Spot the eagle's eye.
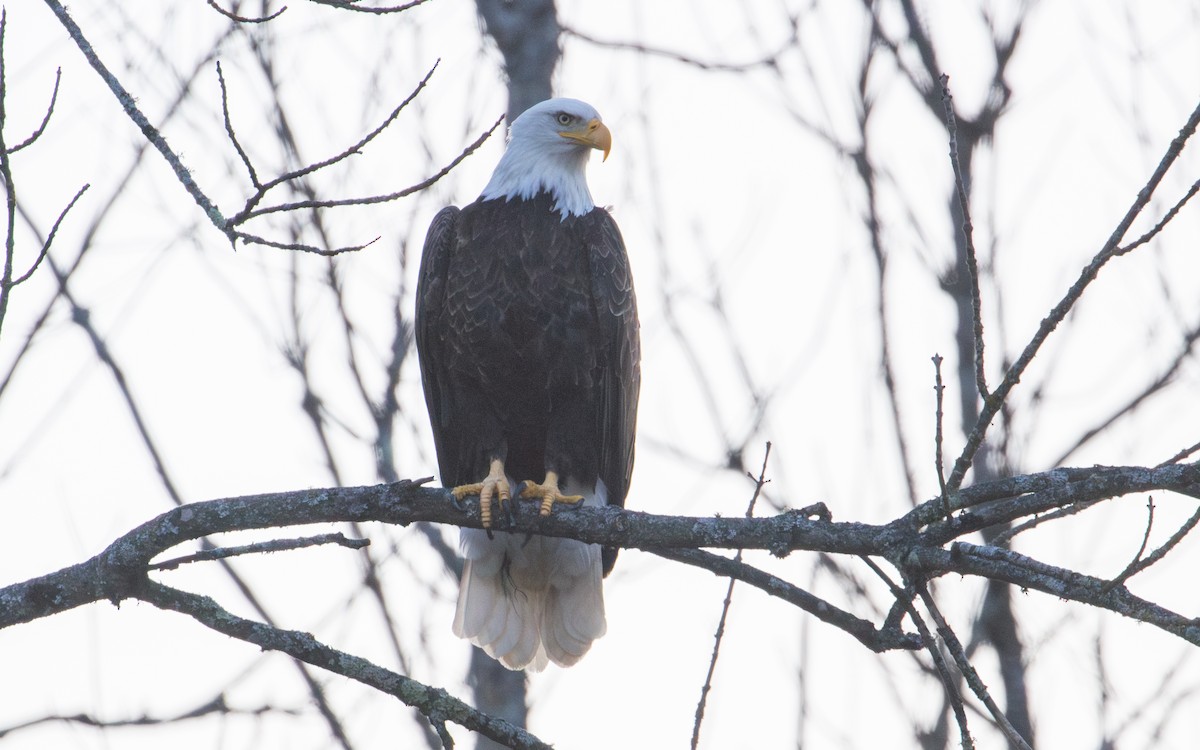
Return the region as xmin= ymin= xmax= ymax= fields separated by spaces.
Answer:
xmin=555 ymin=112 xmax=574 ymax=126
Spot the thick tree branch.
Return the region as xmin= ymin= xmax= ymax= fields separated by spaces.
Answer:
xmin=4 ymin=465 xmax=1200 ymax=642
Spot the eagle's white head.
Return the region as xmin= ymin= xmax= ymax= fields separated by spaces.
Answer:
xmin=479 ymin=98 xmax=612 ymax=219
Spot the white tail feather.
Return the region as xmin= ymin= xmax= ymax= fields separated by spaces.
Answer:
xmin=453 ymin=482 xmax=608 ymax=671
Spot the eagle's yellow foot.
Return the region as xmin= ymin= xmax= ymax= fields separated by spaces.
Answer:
xmin=452 ymin=459 xmax=511 ymax=529
xmin=519 ymin=471 xmax=585 ymax=516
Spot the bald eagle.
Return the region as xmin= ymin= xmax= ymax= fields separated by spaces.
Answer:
xmin=416 ymin=98 xmax=640 ymax=671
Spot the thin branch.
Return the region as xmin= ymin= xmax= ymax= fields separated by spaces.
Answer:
xmin=206 ymin=0 xmax=287 ymax=23
xmin=1114 ymin=177 xmax=1200 ymax=257
xmin=242 ymin=59 xmax=443 ymax=203
xmin=0 ymin=8 xmax=16 ymax=338
xmin=40 ymin=0 xmax=228 ymax=229
xmin=232 ymin=228 xmax=380 ymax=256
xmin=691 ymin=443 xmax=773 ymax=750
xmin=1103 ymin=500 xmax=1200 ymax=592
xmin=988 ymin=497 xmax=1106 ymax=548
xmin=304 ymin=0 xmax=433 ymax=14
xmin=8 ymin=183 xmax=89 ymax=287
xmin=932 ymin=354 xmax=949 ymax=515
xmin=657 ymin=548 xmax=920 ymax=653
xmin=946 ymin=94 xmax=1200 ymax=491
xmin=38 ymin=263 xmax=357 ymax=748
xmin=140 ymin=579 xmax=551 ymax=750
xmin=234 ymin=115 xmax=504 ymax=224
xmin=0 ymin=694 xmax=300 ymax=738
xmin=1160 ymin=440 xmax=1200 ymax=467
xmin=217 ymin=61 xmax=262 ymax=189
xmin=909 ymin=541 xmax=1200 ymax=646
xmin=562 ymin=21 xmax=798 ymax=72
xmin=860 ymin=557 xmax=974 ymax=749
xmin=6 ymin=67 xmax=61 ymax=154
xmin=1053 ymin=311 xmax=1200 ymax=467
xmin=916 ymin=585 xmax=1033 ymax=750
xmin=150 ymin=532 xmax=369 ymax=571
xmin=1100 ymin=496 xmax=1156 ymax=593
xmin=939 ymin=73 xmax=989 ymax=401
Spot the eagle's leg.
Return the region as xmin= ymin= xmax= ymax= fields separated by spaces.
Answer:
xmin=451 ymin=458 xmax=511 ymax=529
xmin=519 ymin=471 xmax=585 ymax=516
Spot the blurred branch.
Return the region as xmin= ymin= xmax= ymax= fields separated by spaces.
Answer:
xmin=305 ymin=0 xmax=433 ymax=14
xmin=141 ymin=579 xmax=551 ymax=750
xmin=851 ymin=62 xmax=920 ymax=506
xmin=1053 ymin=309 xmax=1200 ymax=466
xmin=916 ymin=585 xmax=1033 ymax=750
xmin=0 ymin=694 xmax=301 ymax=739
xmin=205 ymin=0 xmax=287 ymax=23
xmin=562 ymin=19 xmax=799 ymax=72
xmin=476 ymin=0 xmax=560 ymax=122
xmin=691 ymin=445 xmax=774 ymax=750
xmin=859 ymin=556 xmax=976 ymax=749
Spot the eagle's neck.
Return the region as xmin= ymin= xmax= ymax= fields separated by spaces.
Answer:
xmin=479 ymin=136 xmax=595 ymax=220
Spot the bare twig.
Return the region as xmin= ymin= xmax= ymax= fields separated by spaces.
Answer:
xmin=1114 ymin=177 xmax=1200 ymax=257
xmin=691 ymin=443 xmax=773 ymax=750
xmin=41 ymin=0 xmax=228 ymax=229
xmin=232 ymin=229 xmax=380 ymax=256
xmin=657 ymin=547 xmax=919 ymax=654
xmin=852 ymin=90 xmax=921 ymax=506
xmin=0 ymin=694 xmax=300 ymax=738
xmin=932 ymin=354 xmax=950 ymax=516
xmin=938 ymin=74 xmax=989 ymax=401
xmin=1103 ymin=500 xmax=1200 ymax=593
xmin=230 ymin=114 xmax=504 ymax=227
xmin=1054 ymin=313 xmax=1200 ymax=466
xmin=0 ymin=8 xmax=15 ymax=337
xmin=206 ymin=0 xmax=287 ymax=23
xmin=1160 ymin=440 xmax=1200 ymax=467
xmin=150 ymin=532 xmax=369 ymax=571
xmin=562 ymin=20 xmax=799 ymax=72
xmin=7 ymin=183 xmax=89 ymax=287
xmin=216 ymin=61 xmax=262 ymax=189
xmin=304 ymin=0 xmax=433 ymax=14
xmin=916 ymin=585 xmax=1033 ymax=750
xmin=7 ymin=67 xmax=61 ymax=154
xmin=234 ymin=59 xmax=444 ymax=210
xmin=140 ymin=579 xmax=551 ymax=750
xmin=860 ymin=557 xmax=974 ymax=749
xmin=946 ymin=95 xmax=1200 ymax=491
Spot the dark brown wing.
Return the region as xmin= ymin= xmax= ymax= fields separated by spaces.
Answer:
xmin=415 ymin=205 xmax=462 ymax=487
xmin=584 ymin=208 xmax=640 ymax=575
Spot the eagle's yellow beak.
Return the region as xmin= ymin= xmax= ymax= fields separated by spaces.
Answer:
xmin=560 ymin=118 xmax=612 ymax=162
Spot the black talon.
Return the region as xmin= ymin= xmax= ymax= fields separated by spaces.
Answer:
xmin=558 ymin=496 xmax=586 ymax=511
